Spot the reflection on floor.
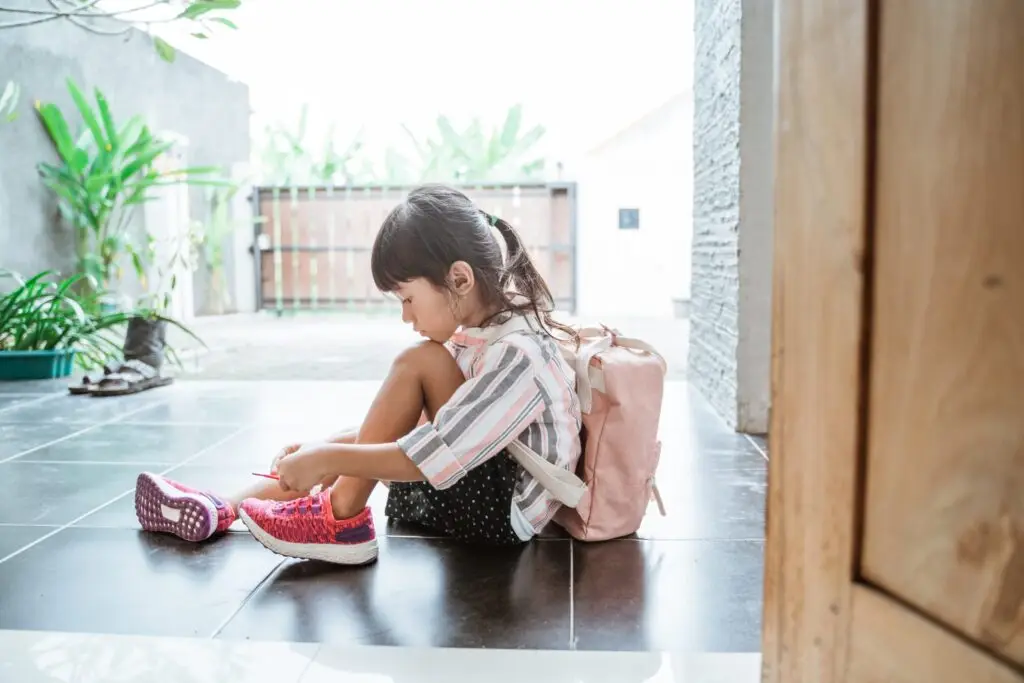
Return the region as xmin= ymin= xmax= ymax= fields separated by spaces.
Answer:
xmin=0 ymin=380 xmax=766 ymax=653
xmin=0 ymin=630 xmax=763 ymax=683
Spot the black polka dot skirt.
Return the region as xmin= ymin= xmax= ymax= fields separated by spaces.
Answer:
xmin=385 ymin=451 xmax=524 ymax=546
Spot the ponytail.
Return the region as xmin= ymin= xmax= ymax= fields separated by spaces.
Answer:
xmin=489 ymin=214 xmax=578 ymax=344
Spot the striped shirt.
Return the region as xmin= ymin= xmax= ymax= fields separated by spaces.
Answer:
xmin=396 ymin=314 xmax=582 ymax=540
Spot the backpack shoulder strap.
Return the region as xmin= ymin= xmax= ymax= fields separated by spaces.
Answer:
xmin=466 ymin=314 xmax=587 ymax=508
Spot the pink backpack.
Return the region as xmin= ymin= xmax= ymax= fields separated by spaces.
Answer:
xmin=501 ymin=324 xmax=668 ymax=542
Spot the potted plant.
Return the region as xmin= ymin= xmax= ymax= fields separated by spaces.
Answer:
xmin=0 ymin=270 xmax=132 ymax=380
xmin=35 ymin=78 xmax=225 ymax=307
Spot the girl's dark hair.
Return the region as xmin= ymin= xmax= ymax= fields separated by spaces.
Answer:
xmin=371 ymin=184 xmax=576 ymax=341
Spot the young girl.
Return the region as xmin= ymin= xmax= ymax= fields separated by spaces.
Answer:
xmin=134 ymin=184 xmax=582 ymax=565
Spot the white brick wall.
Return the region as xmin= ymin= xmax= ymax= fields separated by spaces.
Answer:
xmin=689 ymin=0 xmax=774 ymax=433
xmin=690 ymin=0 xmax=743 ymax=424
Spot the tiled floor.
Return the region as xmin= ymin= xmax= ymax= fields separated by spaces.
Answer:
xmin=0 ymin=378 xmax=766 ymax=653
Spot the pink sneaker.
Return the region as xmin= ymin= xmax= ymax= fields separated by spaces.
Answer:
xmin=238 ymin=488 xmax=378 ymax=565
xmin=134 ymin=472 xmax=237 ymax=542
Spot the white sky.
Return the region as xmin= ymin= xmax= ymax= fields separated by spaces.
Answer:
xmin=152 ymin=0 xmax=693 ymax=165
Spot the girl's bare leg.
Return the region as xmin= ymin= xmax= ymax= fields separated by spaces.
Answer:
xmin=329 ymin=341 xmax=465 ymax=519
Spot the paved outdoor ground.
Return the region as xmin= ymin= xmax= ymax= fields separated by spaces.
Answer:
xmin=169 ymin=312 xmax=691 ymax=382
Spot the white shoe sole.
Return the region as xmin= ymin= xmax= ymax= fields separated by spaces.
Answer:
xmin=238 ymin=509 xmax=379 ymax=565
xmin=135 ymin=472 xmax=219 ymax=542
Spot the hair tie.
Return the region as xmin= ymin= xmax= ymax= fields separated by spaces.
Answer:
xmin=485 ymin=212 xmax=498 ymax=227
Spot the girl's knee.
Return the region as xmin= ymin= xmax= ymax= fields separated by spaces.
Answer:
xmin=394 ymin=340 xmax=456 ymax=372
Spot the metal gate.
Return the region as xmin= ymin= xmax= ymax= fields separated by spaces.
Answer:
xmin=251 ymin=183 xmax=577 ymax=314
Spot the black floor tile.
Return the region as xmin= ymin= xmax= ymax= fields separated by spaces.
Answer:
xmin=187 ymin=425 xmax=344 ymax=469
xmin=662 ymin=384 xmax=764 ymax=455
xmin=0 ymin=393 xmax=164 ymax=425
xmin=637 ymin=456 xmax=766 ymax=541
xmin=11 ymin=423 xmax=239 ymax=465
xmin=124 ymin=387 xmax=374 ymax=428
xmin=0 ymin=395 xmax=56 ymax=413
xmin=572 ymin=539 xmax=764 ymax=652
xmin=0 ymin=526 xmax=51 ymax=559
xmin=0 ymin=527 xmax=282 ymax=637
xmin=0 ymin=379 xmax=65 ymax=395
xmin=76 ymin=464 xmax=275 ymax=530
xmin=216 ymin=536 xmax=572 ymax=649
xmin=0 ymin=462 xmax=140 ymax=524
xmin=0 ymin=423 xmax=85 ymax=461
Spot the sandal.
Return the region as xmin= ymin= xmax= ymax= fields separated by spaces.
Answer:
xmin=89 ymin=359 xmax=174 ymax=397
xmin=68 ymin=364 xmax=116 ymax=395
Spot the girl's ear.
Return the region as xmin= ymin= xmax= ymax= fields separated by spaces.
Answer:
xmin=448 ymin=261 xmax=475 ymax=296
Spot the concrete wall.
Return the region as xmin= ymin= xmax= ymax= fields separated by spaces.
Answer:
xmin=689 ymin=0 xmax=774 ymax=433
xmin=575 ymin=93 xmax=693 ymax=319
xmin=0 ymin=6 xmax=251 ymax=315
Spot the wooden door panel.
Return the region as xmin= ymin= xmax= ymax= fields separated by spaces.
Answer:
xmin=764 ymin=0 xmax=1024 ymax=681
xmin=862 ymin=0 xmax=1024 ymax=666
xmin=761 ymin=1 xmax=871 ymax=681
xmin=847 ymin=586 xmax=1022 ymax=683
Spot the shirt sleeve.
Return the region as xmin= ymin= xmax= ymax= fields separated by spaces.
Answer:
xmin=397 ymin=341 xmax=545 ymax=490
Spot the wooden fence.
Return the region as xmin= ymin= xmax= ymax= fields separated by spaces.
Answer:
xmin=252 ymin=183 xmax=577 ymax=313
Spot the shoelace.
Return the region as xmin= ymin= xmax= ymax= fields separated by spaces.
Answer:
xmin=274 ymin=495 xmax=322 ymax=516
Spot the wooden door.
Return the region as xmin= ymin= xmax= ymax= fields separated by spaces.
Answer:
xmin=762 ymin=1 xmax=1024 ymax=682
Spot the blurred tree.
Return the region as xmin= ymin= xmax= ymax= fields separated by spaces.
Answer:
xmin=399 ymin=104 xmax=547 ymax=183
xmin=256 ymin=103 xmax=365 ymax=185
xmin=0 ymin=0 xmax=242 ymax=62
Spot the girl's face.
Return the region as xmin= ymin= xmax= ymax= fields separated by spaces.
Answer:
xmin=394 ymin=278 xmax=460 ymax=343
xmin=393 ymin=262 xmax=488 ymax=343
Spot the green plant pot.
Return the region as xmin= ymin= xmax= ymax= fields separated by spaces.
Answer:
xmin=0 ymin=349 xmax=77 ymax=380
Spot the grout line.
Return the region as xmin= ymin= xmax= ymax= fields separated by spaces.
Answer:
xmin=744 ymin=434 xmax=769 ymax=461
xmin=0 ymin=425 xmax=249 ymax=566
xmin=0 ymin=401 xmax=165 ymax=465
xmin=568 ymin=538 xmax=576 ymax=650
xmin=294 ymin=644 xmax=325 ymax=683
xmin=208 ymin=558 xmax=287 ymax=639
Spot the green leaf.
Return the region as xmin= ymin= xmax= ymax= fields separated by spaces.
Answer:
xmin=153 ymin=37 xmax=176 ymax=62
xmin=191 ymin=32 xmax=209 ymax=40
xmin=209 ymin=17 xmax=237 ymax=29
xmin=499 ymin=104 xmax=524 ymax=151
xmin=180 ymin=0 xmax=241 ymax=20
xmin=0 ymin=81 xmax=19 ymax=121
xmin=67 ymin=80 xmax=107 ymax=150
xmin=36 ymin=103 xmax=75 ymax=164
xmin=94 ymin=89 xmax=118 ymax=148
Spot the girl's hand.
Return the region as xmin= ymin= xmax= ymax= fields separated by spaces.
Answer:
xmin=275 ymin=442 xmax=332 ymax=493
xmin=270 ymin=443 xmax=302 ymax=475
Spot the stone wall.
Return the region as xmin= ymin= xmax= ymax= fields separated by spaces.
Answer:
xmin=689 ymin=0 xmax=774 ymax=433
xmin=0 ymin=5 xmax=250 ymax=315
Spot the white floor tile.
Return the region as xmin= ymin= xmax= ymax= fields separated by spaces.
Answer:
xmin=299 ymin=644 xmax=760 ymax=683
xmin=0 ymin=630 xmax=761 ymax=683
xmin=0 ymin=630 xmax=319 ymax=683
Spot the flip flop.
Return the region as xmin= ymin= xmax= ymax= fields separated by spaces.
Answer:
xmin=68 ymin=364 xmax=116 ymax=395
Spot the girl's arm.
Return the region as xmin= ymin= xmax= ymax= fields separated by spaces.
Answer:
xmin=276 ymin=441 xmax=424 ymax=492
xmin=325 ymin=426 xmax=359 ymax=444
xmin=311 ymin=442 xmax=425 ymax=483
xmin=284 ymin=346 xmax=541 ymax=491
xmin=323 ymin=410 xmax=427 ymax=445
